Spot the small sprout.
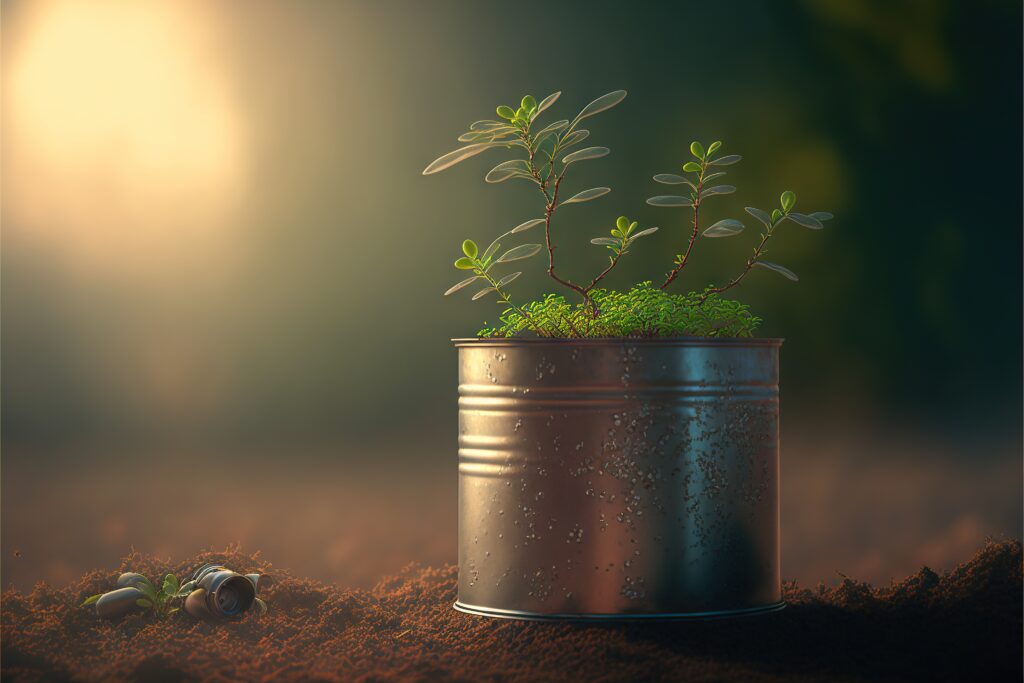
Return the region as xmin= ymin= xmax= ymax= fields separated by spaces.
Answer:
xmin=83 ymin=572 xmax=188 ymax=619
xmin=425 ymin=94 xmax=829 ymax=337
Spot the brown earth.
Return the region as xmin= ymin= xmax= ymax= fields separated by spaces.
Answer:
xmin=2 ymin=541 xmax=1021 ymax=683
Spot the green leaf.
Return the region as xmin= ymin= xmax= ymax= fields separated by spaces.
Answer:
xmin=560 ymin=187 xmax=610 ymax=205
xmin=690 ymin=141 xmax=705 ymax=159
xmin=458 ymin=123 xmax=516 ymax=141
xmin=700 ymin=185 xmax=736 ymax=198
xmin=471 ymin=287 xmax=497 ymax=301
xmin=558 ymin=129 xmax=589 ymax=149
xmin=809 ymin=211 xmax=834 ymax=221
xmin=162 ymin=574 xmax=179 ymax=597
xmin=175 ymin=580 xmax=197 ymax=597
xmin=708 ymin=154 xmax=742 ymax=166
xmin=495 ymin=272 xmax=521 ymax=287
xmin=701 ymin=171 xmax=726 ymax=183
xmin=590 ymin=237 xmax=618 ymax=246
xmin=480 ymin=240 xmax=501 ymax=264
xmin=444 ymin=275 xmax=481 ymax=296
xmin=81 ymin=594 xmax=103 ymax=607
xmin=744 ymin=207 xmax=772 ymax=228
xmin=653 ymin=173 xmax=690 ymax=185
xmin=780 ymin=191 xmax=796 ymax=212
xmin=682 ymin=161 xmax=702 ymax=173
xmin=569 ymin=90 xmax=627 ymax=128
xmin=470 ymin=120 xmax=504 ymax=131
xmin=533 ymin=119 xmax=568 ymax=139
xmin=561 ymin=146 xmax=609 ymax=165
xmin=646 ymin=195 xmax=693 ymax=207
xmin=485 ymin=159 xmax=532 ymax=184
xmin=454 ymin=257 xmax=475 ymax=270
xmin=422 ymin=142 xmax=509 ymax=175
xmin=702 ymin=219 xmax=745 ymax=237
xmin=496 ymin=105 xmax=515 ymax=120
xmin=786 ymin=212 xmax=824 ymax=229
xmin=754 ymin=260 xmax=799 ymax=281
xmin=616 ymin=216 xmax=630 ymax=232
xmin=134 ymin=582 xmax=159 ymax=604
xmin=136 ymin=599 xmax=154 ymax=609
xmin=510 ymin=218 xmax=545 ymax=234
xmin=534 ymin=91 xmax=561 ymax=118
xmin=462 ymin=240 xmax=478 ymax=258
xmin=630 ymin=227 xmax=659 ymax=239
xmin=771 ymin=209 xmax=783 ymax=223
xmin=496 ymin=244 xmax=543 ymax=263
xmin=521 ymin=95 xmax=537 ymax=112
xmin=707 ymin=140 xmax=722 ymax=155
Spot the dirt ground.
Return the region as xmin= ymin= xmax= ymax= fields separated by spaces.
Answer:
xmin=3 ymin=430 xmax=1021 ymax=595
xmin=2 ymin=540 xmax=1020 ymax=683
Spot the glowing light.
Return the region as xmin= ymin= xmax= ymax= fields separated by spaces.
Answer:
xmin=6 ymin=0 xmax=244 ymax=265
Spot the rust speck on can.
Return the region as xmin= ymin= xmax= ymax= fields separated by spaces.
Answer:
xmin=454 ymin=337 xmax=784 ymax=621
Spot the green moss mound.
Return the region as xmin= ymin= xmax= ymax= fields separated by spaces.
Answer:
xmin=479 ymin=282 xmax=761 ymax=338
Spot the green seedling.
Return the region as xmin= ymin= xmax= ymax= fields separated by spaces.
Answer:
xmin=81 ymin=573 xmax=195 ymax=618
xmin=424 ymin=90 xmax=833 ymax=338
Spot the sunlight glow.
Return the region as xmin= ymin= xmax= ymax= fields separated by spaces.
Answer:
xmin=6 ymin=0 xmax=244 ymax=266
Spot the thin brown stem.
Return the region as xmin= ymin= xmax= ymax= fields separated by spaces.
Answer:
xmin=698 ymin=221 xmax=775 ymax=304
xmin=533 ymin=162 xmax=592 ymax=310
xmin=660 ymin=164 xmax=706 ymax=290
xmin=585 ymin=251 xmax=623 ymax=292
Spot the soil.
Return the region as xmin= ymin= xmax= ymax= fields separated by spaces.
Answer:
xmin=2 ymin=541 xmax=1020 ymax=683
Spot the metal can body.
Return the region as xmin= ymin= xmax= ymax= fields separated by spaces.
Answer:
xmin=455 ymin=338 xmax=783 ymax=620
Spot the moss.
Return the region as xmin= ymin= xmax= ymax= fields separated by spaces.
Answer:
xmin=478 ymin=282 xmax=762 ymax=338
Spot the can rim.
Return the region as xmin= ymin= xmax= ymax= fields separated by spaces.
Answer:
xmin=453 ymin=336 xmax=783 ymax=347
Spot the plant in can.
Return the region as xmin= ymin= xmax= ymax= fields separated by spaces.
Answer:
xmin=423 ymin=90 xmax=833 ymax=337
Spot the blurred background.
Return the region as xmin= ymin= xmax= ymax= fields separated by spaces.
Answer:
xmin=2 ymin=0 xmax=1021 ymax=592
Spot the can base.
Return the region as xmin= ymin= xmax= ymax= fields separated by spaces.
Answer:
xmin=453 ymin=600 xmax=786 ymax=622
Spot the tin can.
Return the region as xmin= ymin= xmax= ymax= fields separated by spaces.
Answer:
xmin=454 ymin=337 xmax=784 ymax=620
